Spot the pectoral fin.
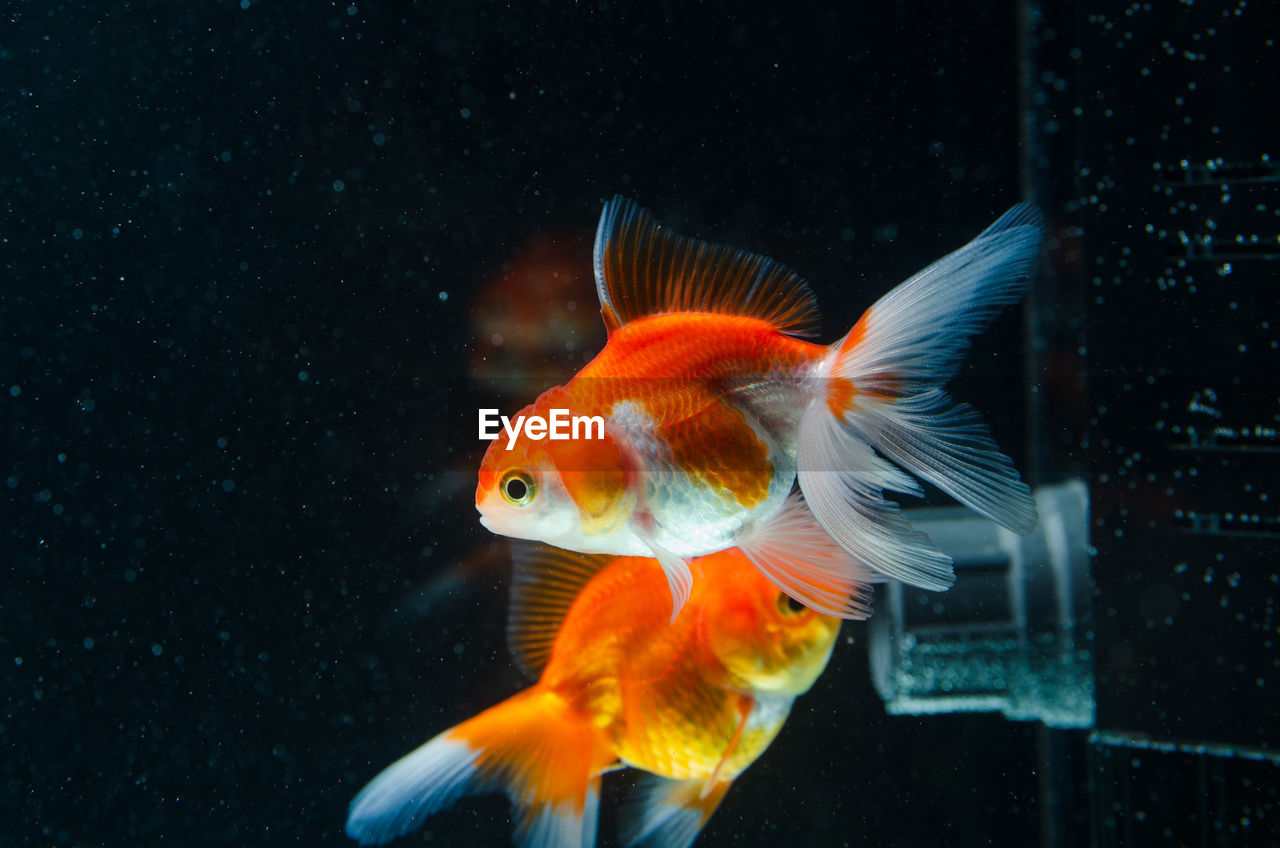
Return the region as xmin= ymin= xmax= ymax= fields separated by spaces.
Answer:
xmin=635 ymin=523 xmax=693 ymax=622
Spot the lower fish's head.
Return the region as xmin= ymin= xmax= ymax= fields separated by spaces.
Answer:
xmin=475 ymin=400 xmax=637 ymax=552
xmin=699 ymin=550 xmax=842 ymax=695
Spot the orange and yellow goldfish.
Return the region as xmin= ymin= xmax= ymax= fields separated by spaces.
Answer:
xmin=345 ymin=546 xmax=854 ymax=848
xmin=477 ymin=197 xmax=1043 ymax=617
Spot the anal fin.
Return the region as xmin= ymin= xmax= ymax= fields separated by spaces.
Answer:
xmin=737 ymin=490 xmax=881 ymax=618
xmin=619 ymin=774 xmax=734 ymax=848
xmin=621 ymin=693 xmax=751 ymax=848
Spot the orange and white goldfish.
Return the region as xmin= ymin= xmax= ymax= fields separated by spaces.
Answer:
xmin=476 ymin=197 xmax=1043 ymax=618
xmin=346 ymin=546 xmax=853 ymax=848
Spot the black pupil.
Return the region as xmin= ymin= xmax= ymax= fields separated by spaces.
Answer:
xmin=505 ymin=477 xmax=528 ymax=501
xmin=783 ymin=594 xmax=805 ymax=613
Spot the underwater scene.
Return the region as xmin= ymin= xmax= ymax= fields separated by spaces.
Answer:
xmin=4 ymin=1 xmax=1278 ymax=846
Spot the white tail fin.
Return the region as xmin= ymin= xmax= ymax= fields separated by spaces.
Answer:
xmin=798 ymin=205 xmax=1044 ymax=589
xmin=346 ymin=688 xmax=611 ymax=848
xmin=346 ymin=733 xmax=480 ymax=845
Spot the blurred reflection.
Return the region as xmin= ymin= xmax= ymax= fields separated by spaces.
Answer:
xmin=468 ymin=232 xmax=605 ymax=406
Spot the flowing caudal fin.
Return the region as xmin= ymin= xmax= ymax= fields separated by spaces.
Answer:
xmin=736 ymin=491 xmax=881 ymax=619
xmin=346 ymin=688 xmax=612 ymax=848
xmin=798 ymin=205 xmax=1044 ymax=589
xmin=618 ymin=775 xmax=733 ymax=848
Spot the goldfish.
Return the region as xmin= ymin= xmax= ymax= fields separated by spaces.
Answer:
xmin=476 ymin=197 xmax=1044 ymax=618
xmin=345 ymin=545 xmax=854 ymax=848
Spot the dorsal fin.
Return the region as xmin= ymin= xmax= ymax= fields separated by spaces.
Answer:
xmin=506 ymin=543 xmax=614 ymax=679
xmin=592 ymin=196 xmax=822 ymax=337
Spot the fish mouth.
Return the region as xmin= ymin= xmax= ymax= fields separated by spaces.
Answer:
xmin=475 ymin=502 xmax=518 ymax=539
xmin=475 ymin=497 xmax=495 ymax=530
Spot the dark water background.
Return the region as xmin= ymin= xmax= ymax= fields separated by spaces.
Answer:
xmin=3 ymin=1 xmax=1277 ymax=846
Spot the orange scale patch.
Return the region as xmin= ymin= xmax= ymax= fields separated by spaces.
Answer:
xmin=658 ymin=395 xmax=774 ymax=510
xmin=825 ymin=375 xmax=858 ymax=418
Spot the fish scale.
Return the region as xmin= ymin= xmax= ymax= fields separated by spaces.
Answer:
xmin=543 ymin=314 xmax=817 ymax=553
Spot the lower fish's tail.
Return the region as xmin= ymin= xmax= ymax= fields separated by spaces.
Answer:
xmin=346 ymin=686 xmax=614 ymax=848
xmin=796 ymin=204 xmax=1044 ymax=590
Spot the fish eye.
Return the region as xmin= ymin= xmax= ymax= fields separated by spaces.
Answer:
xmin=499 ymin=469 xmax=537 ymax=507
xmin=776 ymin=593 xmax=807 ymax=616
